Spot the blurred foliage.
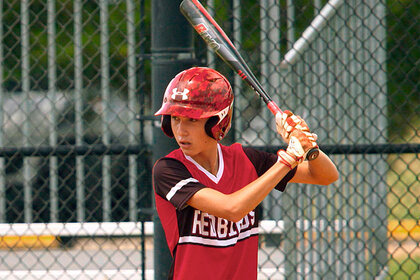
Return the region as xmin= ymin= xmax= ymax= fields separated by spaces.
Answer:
xmin=2 ymin=0 xmax=150 ymax=97
xmin=387 ymin=0 xmax=420 ymax=142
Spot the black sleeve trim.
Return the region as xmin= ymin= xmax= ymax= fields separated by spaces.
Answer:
xmin=153 ymin=157 xmax=206 ymax=210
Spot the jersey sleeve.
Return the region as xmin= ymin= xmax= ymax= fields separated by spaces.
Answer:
xmin=153 ymin=157 xmax=206 ymax=210
xmin=243 ymin=147 xmax=296 ymax=192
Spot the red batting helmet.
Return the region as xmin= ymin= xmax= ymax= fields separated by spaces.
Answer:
xmin=155 ymin=67 xmax=234 ymax=140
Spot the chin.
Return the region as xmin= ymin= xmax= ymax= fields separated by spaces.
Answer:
xmin=180 ymin=147 xmax=195 ymax=157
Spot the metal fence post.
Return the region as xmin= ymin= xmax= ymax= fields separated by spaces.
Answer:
xmin=151 ymin=0 xmax=195 ymax=279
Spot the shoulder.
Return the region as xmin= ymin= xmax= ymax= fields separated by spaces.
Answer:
xmin=153 ymin=156 xmax=207 ymax=210
xmin=219 ymin=143 xmax=277 ymax=164
xmin=241 ymin=146 xmax=279 ymax=178
xmin=219 ymin=142 xmax=243 ymax=152
xmin=153 ymin=157 xmax=189 ymax=178
xmin=153 ymin=157 xmax=195 ymax=197
xmin=242 ymin=146 xmax=278 ymax=164
xmin=220 ymin=144 xmax=278 ymax=176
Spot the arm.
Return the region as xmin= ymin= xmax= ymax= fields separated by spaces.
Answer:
xmin=187 ymin=111 xmax=335 ymax=222
xmin=276 ymin=111 xmax=339 ymax=185
xmin=188 ymin=149 xmax=338 ymax=222
xmin=154 ymin=155 xmax=294 ymax=223
xmin=187 ymin=160 xmax=291 ymax=222
xmin=291 ymin=150 xmax=339 ymax=185
xmin=188 ymin=122 xmax=316 ymax=222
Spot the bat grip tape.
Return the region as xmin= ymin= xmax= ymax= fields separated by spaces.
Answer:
xmin=267 ymin=101 xmax=282 ymax=116
xmin=267 ymin=101 xmax=319 ymax=161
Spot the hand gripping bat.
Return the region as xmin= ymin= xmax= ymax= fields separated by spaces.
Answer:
xmin=180 ymin=0 xmax=319 ymax=161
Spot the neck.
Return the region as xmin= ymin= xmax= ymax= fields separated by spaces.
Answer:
xmin=190 ymin=143 xmax=219 ymax=176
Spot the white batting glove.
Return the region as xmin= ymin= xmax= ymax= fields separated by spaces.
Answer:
xmin=276 ymin=110 xmax=317 ymax=144
xmin=275 ymin=110 xmax=296 ymax=143
xmin=277 ymin=128 xmax=318 ymax=169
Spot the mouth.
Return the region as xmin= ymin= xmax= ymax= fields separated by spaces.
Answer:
xmin=178 ymin=140 xmax=192 ymax=149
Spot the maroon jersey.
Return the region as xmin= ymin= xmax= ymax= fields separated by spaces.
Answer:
xmin=153 ymin=143 xmax=296 ymax=280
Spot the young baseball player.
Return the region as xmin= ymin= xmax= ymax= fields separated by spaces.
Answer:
xmin=153 ymin=67 xmax=338 ymax=279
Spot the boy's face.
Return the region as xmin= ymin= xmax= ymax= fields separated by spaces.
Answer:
xmin=171 ymin=115 xmax=216 ymax=159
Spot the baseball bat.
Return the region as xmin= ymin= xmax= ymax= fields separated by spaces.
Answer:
xmin=180 ymin=0 xmax=319 ymax=161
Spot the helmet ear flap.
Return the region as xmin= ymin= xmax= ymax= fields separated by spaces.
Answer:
xmin=205 ymin=116 xmax=219 ymax=140
xmin=161 ymin=115 xmax=174 ymax=138
xmin=162 ymin=115 xmax=222 ymax=140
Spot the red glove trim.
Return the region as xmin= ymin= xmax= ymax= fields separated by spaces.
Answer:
xmin=277 ymin=149 xmax=298 ymax=170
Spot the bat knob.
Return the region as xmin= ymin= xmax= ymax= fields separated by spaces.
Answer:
xmin=306 ymin=148 xmax=319 ymax=161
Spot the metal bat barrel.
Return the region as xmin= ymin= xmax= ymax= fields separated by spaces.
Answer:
xmin=180 ymin=0 xmax=275 ymax=108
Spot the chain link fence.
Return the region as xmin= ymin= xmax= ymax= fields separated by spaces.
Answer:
xmin=0 ymin=0 xmax=153 ymax=279
xmin=0 ymin=0 xmax=419 ymax=279
xmin=197 ymin=1 xmax=419 ymax=278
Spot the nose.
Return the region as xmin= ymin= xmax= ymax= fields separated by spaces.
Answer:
xmin=174 ymin=119 xmax=188 ymax=136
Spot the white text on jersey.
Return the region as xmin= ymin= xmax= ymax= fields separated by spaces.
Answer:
xmin=191 ymin=209 xmax=256 ymax=239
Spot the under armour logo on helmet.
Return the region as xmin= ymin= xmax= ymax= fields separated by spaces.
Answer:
xmin=171 ymin=88 xmax=189 ymax=101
